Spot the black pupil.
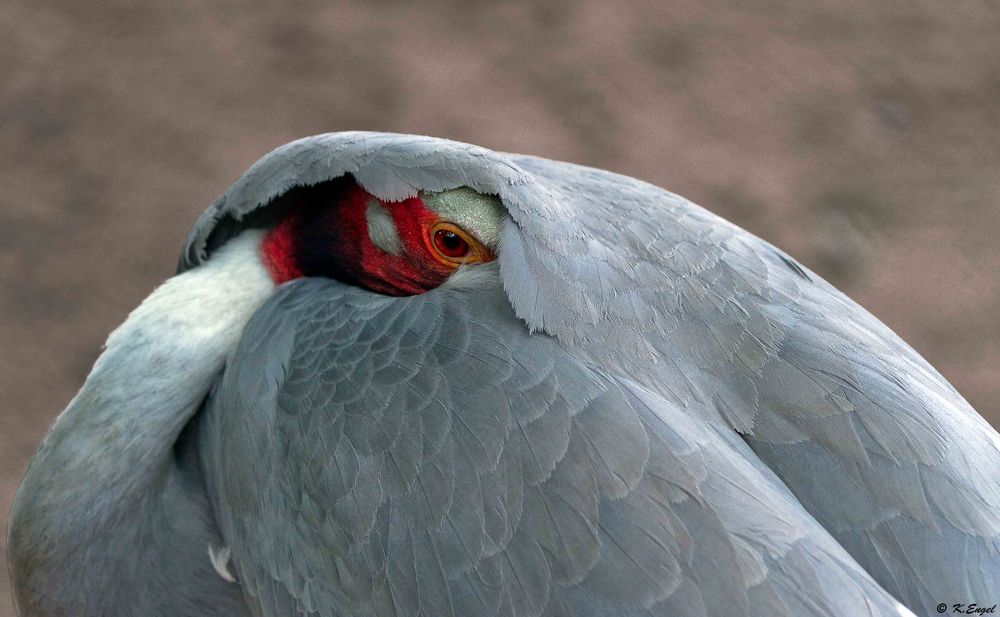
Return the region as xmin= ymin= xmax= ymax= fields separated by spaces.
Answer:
xmin=441 ymin=231 xmax=462 ymax=250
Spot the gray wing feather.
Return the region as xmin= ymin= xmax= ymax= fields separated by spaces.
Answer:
xmin=184 ymin=132 xmax=1000 ymax=613
xmin=506 ymin=155 xmax=1000 ymax=610
xmin=200 ymin=277 xmax=907 ymax=617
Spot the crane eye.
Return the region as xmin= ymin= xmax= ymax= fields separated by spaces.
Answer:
xmin=434 ymin=229 xmax=469 ymax=258
xmin=428 ymin=221 xmax=492 ymax=267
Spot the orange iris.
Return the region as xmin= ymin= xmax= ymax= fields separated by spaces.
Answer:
xmin=428 ymin=221 xmax=493 ymax=267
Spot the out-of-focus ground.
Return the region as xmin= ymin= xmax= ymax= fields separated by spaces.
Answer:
xmin=2 ymin=1 xmax=999 ymax=613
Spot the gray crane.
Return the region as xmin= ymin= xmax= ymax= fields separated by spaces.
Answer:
xmin=9 ymin=132 xmax=1000 ymax=617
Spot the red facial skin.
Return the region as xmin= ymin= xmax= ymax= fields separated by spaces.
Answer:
xmin=260 ymin=179 xmax=460 ymax=296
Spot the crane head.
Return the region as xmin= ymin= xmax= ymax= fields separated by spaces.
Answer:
xmin=259 ymin=177 xmax=505 ymax=296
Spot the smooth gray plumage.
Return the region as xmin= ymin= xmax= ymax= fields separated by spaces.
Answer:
xmin=10 ymin=132 xmax=999 ymax=617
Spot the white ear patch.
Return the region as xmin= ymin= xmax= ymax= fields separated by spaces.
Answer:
xmin=208 ymin=544 xmax=237 ymax=583
xmin=366 ymin=198 xmax=404 ymax=255
xmin=422 ymin=188 xmax=506 ymax=249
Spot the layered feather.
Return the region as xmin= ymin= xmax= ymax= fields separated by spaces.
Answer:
xmin=199 ymin=278 xmax=911 ymax=617
xmin=186 ymin=132 xmax=1000 ymax=616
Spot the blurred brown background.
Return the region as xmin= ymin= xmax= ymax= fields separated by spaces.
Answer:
xmin=2 ymin=1 xmax=999 ymax=613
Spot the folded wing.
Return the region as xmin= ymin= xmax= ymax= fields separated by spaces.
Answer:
xmin=199 ymin=276 xmax=910 ymax=617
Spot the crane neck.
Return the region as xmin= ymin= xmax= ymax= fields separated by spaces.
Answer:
xmin=8 ymin=231 xmax=274 ymax=615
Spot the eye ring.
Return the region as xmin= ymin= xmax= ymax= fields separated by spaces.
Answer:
xmin=428 ymin=221 xmax=492 ymax=267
